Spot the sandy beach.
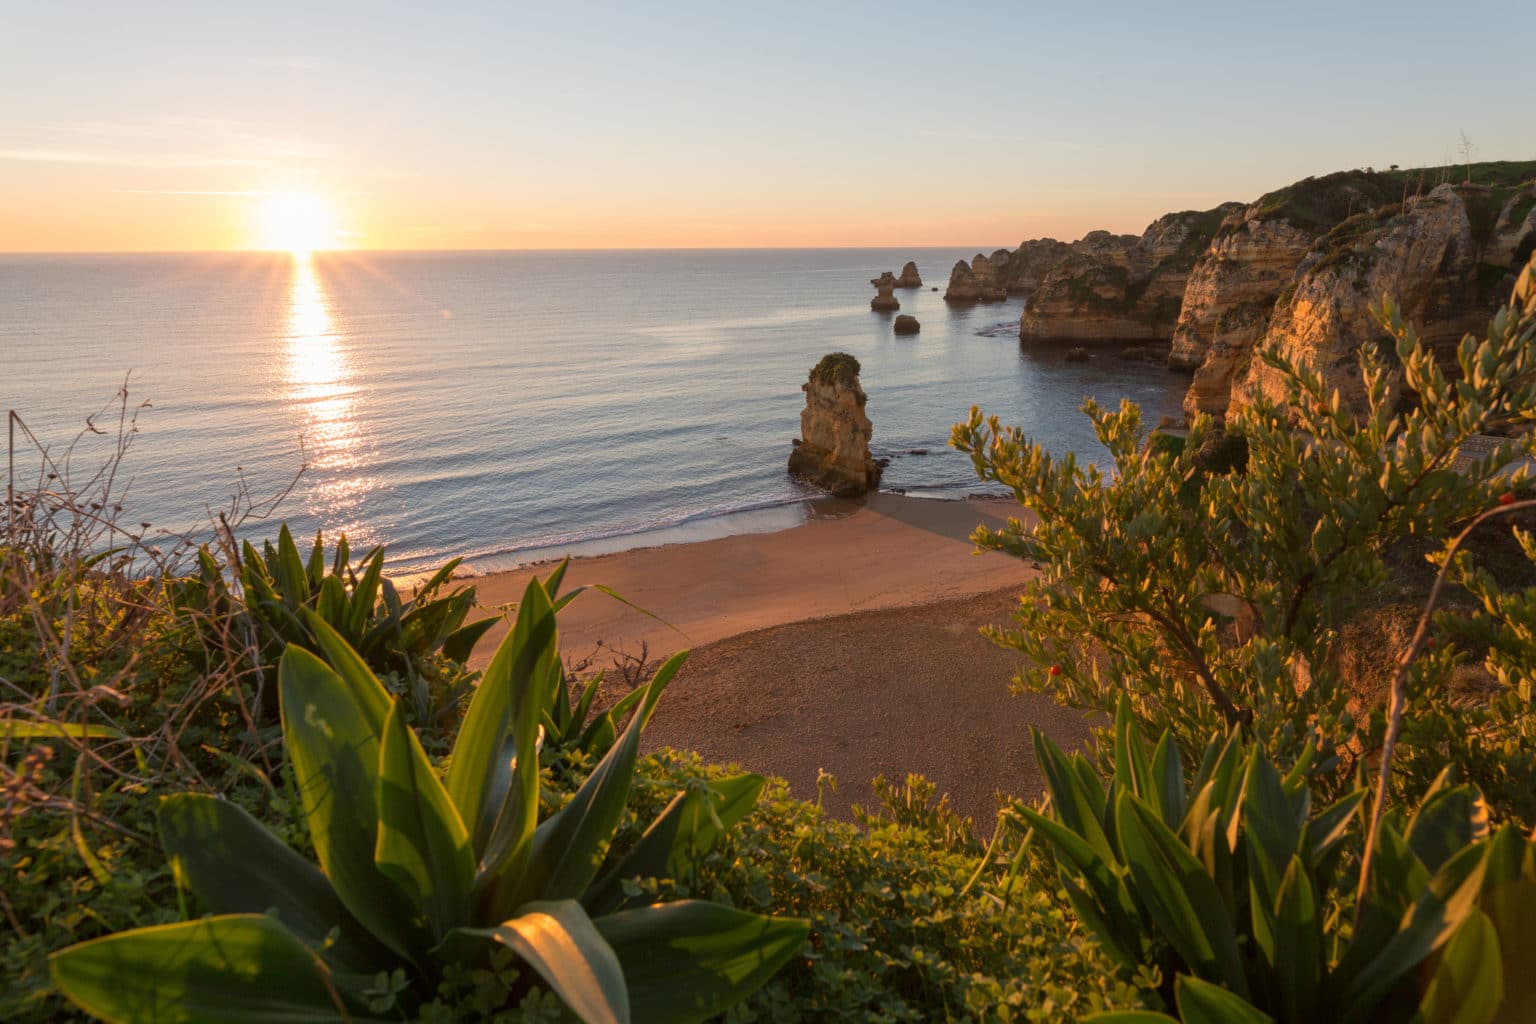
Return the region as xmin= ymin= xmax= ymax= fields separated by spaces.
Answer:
xmin=468 ymin=493 xmax=1091 ymax=825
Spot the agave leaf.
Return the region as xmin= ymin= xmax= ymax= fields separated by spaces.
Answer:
xmin=450 ymin=577 xmax=559 ymax=861
xmin=490 ymin=651 xmax=687 ymax=917
xmin=543 ymin=557 xmax=571 ymax=599
xmin=305 ymin=530 xmax=326 ymax=591
xmin=1299 ymin=789 xmax=1366 ymax=882
xmin=1113 ymin=696 xmax=1156 ymax=810
xmin=1017 ymin=805 xmax=1143 ymax=963
xmin=595 ymin=899 xmax=808 ymax=1024
xmin=348 ymin=549 xmax=385 ymax=640
xmin=1150 ymin=732 xmax=1187 ymax=830
xmin=1031 ymin=727 xmax=1115 ymax=863
xmin=1173 ymin=975 xmax=1274 ymax=1024
xmin=49 ymin=914 xmax=384 ymax=1024
xmin=1479 ymin=826 xmax=1536 ymax=1020
xmin=157 ymin=794 xmax=391 ymax=973
xmin=1241 ymin=749 xmax=1301 ymax=909
xmin=587 ymin=774 xmax=765 ymax=916
xmin=463 ymin=900 xmax=628 ymax=1024
xmin=275 ymin=524 xmax=309 ymax=605
xmin=279 ymin=645 xmax=421 ymax=962
xmin=1417 ymin=910 xmax=1502 ymax=1024
xmin=315 ymin=575 xmax=349 ymax=638
xmin=375 ymin=699 xmax=474 ymax=939
xmin=1267 ymin=855 xmax=1321 ymax=1023
xmin=1338 ymin=840 xmax=1489 ymax=1019
xmin=1406 ymin=784 xmax=1489 ymax=875
xmin=1116 ymin=793 xmax=1249 ymax=997
xmin=443 ymin=616 xmax=498 ymax=663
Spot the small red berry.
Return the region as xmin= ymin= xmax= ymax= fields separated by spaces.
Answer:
xmin=1425 ymin=637 xmax=1436 ymax=650
xmin=1049 ymin=665 xmax=1063 ymax=677
xmin=1500 ymin=492 xmax=1517 ymax=506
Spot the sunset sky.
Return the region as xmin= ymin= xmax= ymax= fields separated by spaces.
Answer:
xmin=3 ymin=1 xmax=1532 ymax=252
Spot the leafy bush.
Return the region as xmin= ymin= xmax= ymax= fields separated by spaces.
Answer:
xmin=48 ymin=574 xmax=808 ymax=1023
xmin=617 ymin=753 xmax=1150 ymax=1022
xmin=184 ymin=525 xmax=495 ymax=727
xmin=952 ymin=254 xmax=1536 ymax=778
xmin=1025 ymin=701 xmax=1536 ymax=1023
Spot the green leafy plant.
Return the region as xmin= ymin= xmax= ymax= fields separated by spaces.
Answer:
xmin=48 ymin=572 xmax=808 ymax=1023
xmin=186 ymin=524 xmax=497 ymax=726
xmin=1023 ymin=700 xmax=1536 ymax=1023
xmin=952 ymin=253 xmax=1536 ymax=768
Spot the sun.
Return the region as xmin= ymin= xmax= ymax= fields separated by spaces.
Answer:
xmin=258 ymin=191 xmax=339 ymax=255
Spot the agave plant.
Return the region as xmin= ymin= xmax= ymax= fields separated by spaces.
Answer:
xmin=49 ymin=572 xmax=808 ymax=1022
xmin=1024 ymin=700 xmax=1536 ymax=1024
xmin=186 ymin=524 xmax=497 ymax=725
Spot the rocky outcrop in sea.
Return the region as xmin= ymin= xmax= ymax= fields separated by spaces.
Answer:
xmin=897 ymin=261 xmax=922 ymax=288
xmin=788 ymin=353 xmax=882 ymax=496
xmin=944 ymin=254 xmax=1007 ymax=303
xmin=871 ymin=272 xmax=900 ymax=311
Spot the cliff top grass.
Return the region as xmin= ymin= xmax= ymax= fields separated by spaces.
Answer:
xmin=1247 ymin=160 xmax=1536 ymax=234
xmin=809 ymin=351 xmax=862 ymax=388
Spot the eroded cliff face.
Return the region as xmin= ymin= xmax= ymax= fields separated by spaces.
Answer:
xmin=1178 ymin=167 xmax=1536 ymax=420
xmin=1177 ymin=219 xmax=1316 ymax=415
xmin=787 ymin=353 xmax=881 ymax=496
xmin=998 ymin=238 xmax=1072 ymax=293
xmin=944 ymin=254 xmax=1007 ymax=302
xmin=1230 ymin=183 xmax=1534 ymax=419
xmin=1018 ymin=208 xmax=1236 ymax=345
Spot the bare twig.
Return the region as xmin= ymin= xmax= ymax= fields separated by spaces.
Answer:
xmin=1355 ymin=497 xmax=1536 ymax=917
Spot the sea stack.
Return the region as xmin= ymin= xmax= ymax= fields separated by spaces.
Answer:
xmin=897 ymin=261 xmax=922 ymax=287
xmin=788 ymin=352 xmax=882 ymax=496
xmin=893 ymin=314 xmax=920 ymax=335
xmin=870 ymin=273 xmax=900 ymax=311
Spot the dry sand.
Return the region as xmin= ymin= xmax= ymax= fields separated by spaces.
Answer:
xmin=467 ymin=493 xmax=1090 ymax=826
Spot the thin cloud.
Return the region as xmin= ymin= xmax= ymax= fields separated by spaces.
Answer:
xmin=4 ymin=116 xmax=333 ymax=170
xmin=0 ymin=148 xmax=268 ymax=168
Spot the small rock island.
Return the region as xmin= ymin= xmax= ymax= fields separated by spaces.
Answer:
xmin=788 ymin=352 xmax=882 ymax=496
xmin=870 ymin=272 xmax=900 ymax=311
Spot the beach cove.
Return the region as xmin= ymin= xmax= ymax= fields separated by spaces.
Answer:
xmin=468 ymin=493 xmax=1094 ymax=823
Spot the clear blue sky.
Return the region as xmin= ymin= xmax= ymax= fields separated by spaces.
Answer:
xmin=2 ymin=0 xmax=1532 ymax=250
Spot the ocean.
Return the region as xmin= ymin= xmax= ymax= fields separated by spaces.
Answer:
xmin=2 ymin=249 xmax=1186 ymax=574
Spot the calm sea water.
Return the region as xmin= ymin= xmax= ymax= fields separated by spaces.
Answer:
xmin=2 ymin=249 xmax=1185 ymax=573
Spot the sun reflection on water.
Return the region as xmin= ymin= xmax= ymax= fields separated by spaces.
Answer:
xmin=284 ymin=254 xmax=376 ymax=529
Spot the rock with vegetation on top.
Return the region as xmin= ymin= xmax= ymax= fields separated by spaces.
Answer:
xmin=1231 ymin=182 xmax=1530 ymax=419
xmin=788 ymin=353 xmax=882 ymax=496
xmin=893 ymin=314 xmax=920 ymax=335
xmin=897 ymin=261 xmax=922 ymax=288
xmin=871 ymin=273 xmax=900 ymax=311
xmin=1178 ymin=164 xmax=1536 ymax=422
xmin=1018 ymin=208 xmax=1239 ymax=347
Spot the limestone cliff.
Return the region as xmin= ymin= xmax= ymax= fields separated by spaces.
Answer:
xmin=1230 ymin=181 xmax=1536 ymax=419
xmin=997 ymin=238 xmax=1072 ymax=293
xmin=1180 ymin=164 xmax=1536 ymax=420
xmin=943 ymin=253 xmax=1007 ymax=303
xmin=1018 ymin=207 xmax=1236 ymax=345
xmin=788 ymin=353 xmax=882 ymax=496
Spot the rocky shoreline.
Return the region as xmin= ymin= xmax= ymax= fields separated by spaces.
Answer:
xmin=932 ymin=161 xmax=1536 ymax=424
